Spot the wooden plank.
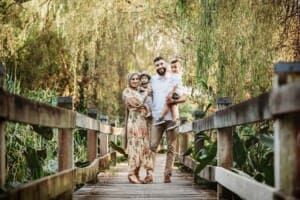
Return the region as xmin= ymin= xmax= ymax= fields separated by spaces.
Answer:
xmin=217 ymin=126 xmax=233 ymax=199
xmin=0 ymin=89 xmax=76 ymax=128
xmin=176 ymin=155 xmax=215 ymax=182
xmin=215 ymin=167 xmax=276 ymax=200
xmin=99 ymin=133 xmax=108 ymax=156
xmin=176 ymin=155 xmax=198 ymax=171
xmin=270 ymin=82 xmax=300 ymax=115
xmin=74 ymin=154 xmax=217 ymax=200
xmin=198 ymin=166 xmax=215 ymax=182
xmin=216 ymin=96 xmax=233 ymax=200
xmin=193 ymin=92 xmax=271 ymax=132
xmin=76 ymin=113 xmax=100 ymax=130
xmin=87 ymin=130 xmax=97 ymax=162
xmin=0 ymin=152 xmax=117 ymax=200
xmin=274 ymin=114 xmax=300 ymax=197
xmin=193 ymin=115 xmax=214 ymax=133
xmin=100 ymin=123 xmax=111 ymax=134
xmin=179 ymin=121 xmax=193 ymax=134
xmin=111 ymin=127 xmax=123 ymax=135
xmin=99 ymin=153 xmax=114 ymax=170
xmin=4 ymin=168 xmax=75 ymax=200
xmin=193 ymin=83 xmax=300 ymax=133
xmin=178 ymin=134 xmax=188 ymax=154
xmin=76 ymin=158 xmax=100 ymax=184
xmin=58 ymin=128 xmax=74 ymax=171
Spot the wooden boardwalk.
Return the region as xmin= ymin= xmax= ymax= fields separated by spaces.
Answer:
xmin=73 ymin=153 xmax=217 ymax=200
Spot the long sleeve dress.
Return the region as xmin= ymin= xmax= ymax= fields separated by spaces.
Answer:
xmin=122 ymin=87 xmax=153 ymax=172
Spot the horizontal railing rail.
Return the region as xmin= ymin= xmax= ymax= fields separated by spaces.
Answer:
xmin=176 ymin=62 xmax=300 ymax=200
xmin=0 ymin=89 xmax=123 ymax=200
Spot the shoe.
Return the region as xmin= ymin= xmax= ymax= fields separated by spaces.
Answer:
xmin=144 ymin=170 xmax=153 ymax=184
xmin=164 ymin=175 xmax=171 ymax=183
xmin=128 ymin=174 xmax=143 ymax=184
xmin=166 ymin=121 xmax=179 ymax=131
xmin=144 ymin=175 xmax=153 ymax=184
xmin=153 ymin=117 xmax=166 ymax=126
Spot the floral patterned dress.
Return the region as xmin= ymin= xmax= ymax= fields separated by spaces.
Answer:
xmin=122 ymin=87 xmax=153 ymax=172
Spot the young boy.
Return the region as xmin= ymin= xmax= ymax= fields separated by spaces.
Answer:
xmin=154 ymin=58 xmax=183 ymax=130
xmin=139 ymin=71 xmax=152 ymax=118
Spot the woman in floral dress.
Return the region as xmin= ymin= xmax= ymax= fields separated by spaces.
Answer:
xmin=122 ymin=72 xmax=153 ymax=184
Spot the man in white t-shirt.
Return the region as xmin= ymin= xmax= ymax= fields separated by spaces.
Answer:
xmin=149 ymin=56 xmax=186 ymax=183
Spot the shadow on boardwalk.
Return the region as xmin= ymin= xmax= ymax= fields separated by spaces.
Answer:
xmin=73 ymin=153 xmax=217 ymax=200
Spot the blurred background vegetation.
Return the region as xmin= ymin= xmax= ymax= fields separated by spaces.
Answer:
xmin=0 ymin=0 xmax=299 ymax=189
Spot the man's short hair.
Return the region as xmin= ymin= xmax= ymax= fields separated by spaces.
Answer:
xmin=153 ymin=56 xmax=164 ymax=63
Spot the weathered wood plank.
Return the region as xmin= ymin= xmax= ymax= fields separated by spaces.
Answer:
xmin=99 ymin=133 xmax=108 ymax=157
xmin=270 ymin=82 xmax=300 ymax=116
xmin=111 ymin=127 xmax=124 ymax=135
xmin=193 ymin=93 xmax=271 ymax=133
xmin=3 ymin=168 xmax=75 ymax=200
xmin=193 ymin=115 xmax=214 ymax=133
xmin=58 ymin=128 xmax=74 ymax=171
xmin=100 ymin=123 xmax=111 ymax=134
xmin=274 ymin=113 xmax=300 ymax=197
xmin=193 ymin=83 xmax=300 ymax=134
xmin=87 ymin=130 xmax=98 ymax=162
xmin=179 ymin=121 xmax=193 ymax=133
xmin=0 ymin=89 xmax=76 ymax=128
xmin=176 ymin=155 xmax=215 ymax=182
xmin=217 ymin=99 xmax=233 ymax=199
xmin=215 ymin=167 xmax=275 ymax=200
xmin=76 ymin=113 xmax=100 ymax=130
xmin=0 ymin=152 xmax=116 ymax=200
xmin=74 ymin=154 xmax=217 ymax=200
xmin=76 ymin=158 xmax=99 ymax=184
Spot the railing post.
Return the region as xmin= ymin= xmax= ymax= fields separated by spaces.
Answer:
xmin=178 ymin=134 xmax=188 ymax=155
xmin=99 ymin=124 xmax=108 ymax=157
xmin=87 ymin=108 xmax=98 ymax=162
xmin=194 ymin=110 xmax=204 ymax=153
xmin=273 ymin=62 xmax=300 ymax=198
xmin=217 ymin=97 xmax=233 ymax=200
xmin=57 ymin=96 xmax=74 ymax=171
xmin=99 ymin=122 xmax=109 ymax=170
xmin=0 ymin=120 xmax=5 ymax=187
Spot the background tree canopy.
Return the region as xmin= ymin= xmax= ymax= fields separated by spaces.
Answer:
xmin=1 ymin=0 xmax=299 ymax=122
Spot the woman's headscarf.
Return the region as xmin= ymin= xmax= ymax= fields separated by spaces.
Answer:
xmin=127 ymin=72 xmax=140 ymax=88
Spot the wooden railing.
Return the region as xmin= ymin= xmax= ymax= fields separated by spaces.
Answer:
xmin=176 ymin=62 xmax=300 ymax=200
xmin=0 ymin=62 xmax=299 ymax=200
xmin=0 ymin=90 xmax=123 ymax=200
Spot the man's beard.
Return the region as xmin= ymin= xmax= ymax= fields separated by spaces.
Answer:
xmin=156 ymin=67 xmax=166 ymax=76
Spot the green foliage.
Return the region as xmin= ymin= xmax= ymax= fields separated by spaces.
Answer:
xmin=192 ymin=122 xmax=274 ymax=186
xmin=74 ymin=129 xmax=87 ymax=165
xmin=193 ymin=133 xmax=217 ymax=175
xmin=1 ymin=0 xmax=296 ymax=190
xmin=4 ymin=74 xmax=59 ymax=188
xmin=233 ymin=123 xmax=274 ymax=186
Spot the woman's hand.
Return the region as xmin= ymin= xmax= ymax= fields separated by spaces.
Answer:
xmin=126 ymin=97 xmax=142 ymax=108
